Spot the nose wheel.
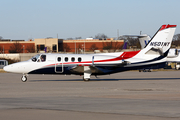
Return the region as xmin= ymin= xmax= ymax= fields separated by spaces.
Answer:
xmin=21 ymin=75 xmax=27 ymax=82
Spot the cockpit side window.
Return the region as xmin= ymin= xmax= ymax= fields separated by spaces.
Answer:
xmin=40 ymin=55 xmax=46 ymax=62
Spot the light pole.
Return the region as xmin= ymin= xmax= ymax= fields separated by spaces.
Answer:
xmin=82 ymin=44 xmax=83 ymax=54
xmin=3 ymin=45 xmax=4 ymax=58
xmin=84 ymin=40 xmax=85 ymax=54
xmin=74 ymin=41 xmax=76 ymax=54
xmin=23 ymin=45 xmax=25 ymax=53
xmin=117 ymin=29 xmax=119 ymax=40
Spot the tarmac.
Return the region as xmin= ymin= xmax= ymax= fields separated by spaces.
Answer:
xmin=0 ymin=71 xmax=180 ymax=120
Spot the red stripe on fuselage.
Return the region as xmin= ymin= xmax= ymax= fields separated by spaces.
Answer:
xmin=45 ymin=50 xmax=140 ymax=67
xmin=92 ymin=50 xmax=140 ymax=63
xmin=120 ymin=50 xmax=140 ymax=59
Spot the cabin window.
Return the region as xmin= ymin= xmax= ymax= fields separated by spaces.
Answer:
xmin=57 ymin=57 xmax=61 ymax=62
xmin=40 ymin=55 xmax=46 ymax=62
xmin=65 ymin=57 xmax=68 ymax=62
xmin=78 ymin=57 xmax=82 ymax=62
xmin=71 ymin=57 xmax=75 ymax=62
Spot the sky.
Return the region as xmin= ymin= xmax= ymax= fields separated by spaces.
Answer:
xmin=0 ymin=0 xmax=180 ymax=40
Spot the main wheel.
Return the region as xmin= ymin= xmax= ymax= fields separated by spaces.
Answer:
xmin=21 ymin=75 xmax=27 ymax=82
xmin=83 ymin=78 xmax=90 ymax=82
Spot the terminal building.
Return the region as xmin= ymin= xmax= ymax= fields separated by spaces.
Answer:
xmin=0 ymin=38 xmax=124 ymax=53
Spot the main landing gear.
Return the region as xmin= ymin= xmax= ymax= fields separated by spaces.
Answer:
xmin=83 ymin=66 xmax=91 ymax=82
xmin=21 ymin=74 xmax=27 ymax=82
xmin=83 ymin=78 xmax=90 ymax=81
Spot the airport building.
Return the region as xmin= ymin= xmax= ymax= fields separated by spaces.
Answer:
xmin=63 ymin=39 xmax=124 ymax=53
xmin=0 ymin=39 xmax=35 ymax=53
xmin=0 ymin=38 xmax=124 ymax=53
xmin=34 ymin=38 xmax=63 ymax=53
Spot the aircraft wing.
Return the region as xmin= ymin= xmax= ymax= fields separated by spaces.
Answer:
xmin=68 ymin=65 xmax=104 ymax=74
xmin=69 ymin=60 xmax=130 ymax=74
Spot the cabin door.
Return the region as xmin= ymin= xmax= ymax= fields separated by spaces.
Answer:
xmin=55 ymin=56 xmax=63 ymax=73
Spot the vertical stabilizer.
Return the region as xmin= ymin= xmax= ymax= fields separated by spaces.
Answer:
xmin=144 ymin=24 xmax=177 ymax=53
xmin=138 ymin=34 xmax=151 ymax=49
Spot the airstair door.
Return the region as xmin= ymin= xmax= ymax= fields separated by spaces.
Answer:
xmin=55 ymin=56 xmax=63 ymax=73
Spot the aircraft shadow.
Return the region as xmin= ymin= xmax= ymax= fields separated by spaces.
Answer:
xmin=29 ymin=77 xmax=180 ymax=82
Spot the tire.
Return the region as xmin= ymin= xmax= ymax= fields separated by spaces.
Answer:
xmin=21 ymin=75 xmax=27 ymax=82
xmin=83 ymin=78 xmax=90 ymax=82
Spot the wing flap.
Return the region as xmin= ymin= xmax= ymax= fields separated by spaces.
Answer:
xmin=69 ymin=65 xmax=104 ymax=74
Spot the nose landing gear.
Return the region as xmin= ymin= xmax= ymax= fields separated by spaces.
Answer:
xmin=21 ymin=74 xmax=27 ymax=82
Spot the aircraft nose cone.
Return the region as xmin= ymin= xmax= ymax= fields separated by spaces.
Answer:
xmin=3 ymin=66 xmax=8 ymax=72
xmin=3 ymin=65 xmax=12 ymax=72
xmin=3 ymin=62 xmax=28 ymax=73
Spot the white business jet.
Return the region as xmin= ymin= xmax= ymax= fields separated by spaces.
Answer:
xmin=3 ymin=24 xmax=177 ymax=82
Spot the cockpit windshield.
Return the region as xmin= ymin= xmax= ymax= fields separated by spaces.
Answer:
xmin=31 ymin=54 xmax=46 ymax=62
xmin=31 ymin=54 xmax=40 ymax=62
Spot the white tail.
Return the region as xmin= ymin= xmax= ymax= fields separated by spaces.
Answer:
xmin=122 ymin=34 xmax=151 ymax=49
xmin=138 ymin=34 xmax=151 ymax=49
xmin=144 ymin=24 xmax=177 ymax=53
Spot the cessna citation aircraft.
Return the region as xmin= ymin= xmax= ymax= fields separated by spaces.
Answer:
xmin=3 ymin=24 xmax=177 ymax=82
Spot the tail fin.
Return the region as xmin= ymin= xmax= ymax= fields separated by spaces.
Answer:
xmin=144 ymin=24 xmax=177 ymax=54
xmin=122 ymin=34 xmax=151 ymax=49
xmin=138 ymin=34 xmax=151 ymax=49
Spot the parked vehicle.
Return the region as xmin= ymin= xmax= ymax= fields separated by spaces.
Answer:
xmin=0 ymin=60 xmax=8 ymax=69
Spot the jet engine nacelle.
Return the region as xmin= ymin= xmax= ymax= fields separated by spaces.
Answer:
xmin=167 ymin=49 xmax=179 ymax=58
xmin=92 ymin=55 xmax=124 ymax=66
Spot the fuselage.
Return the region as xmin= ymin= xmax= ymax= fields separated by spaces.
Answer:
xmin=3 ymin=50 xmax=167 ymax=75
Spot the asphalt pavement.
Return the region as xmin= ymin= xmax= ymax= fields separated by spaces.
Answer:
xmin=0 ymin=71 xmax=180 ymax=120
